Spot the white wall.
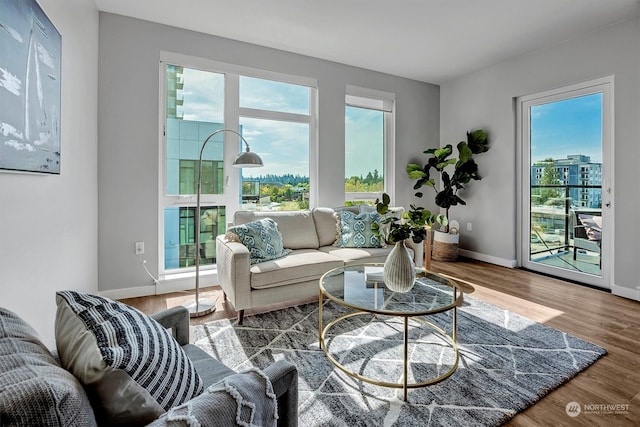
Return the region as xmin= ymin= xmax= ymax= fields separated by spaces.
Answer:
xmin=97 ymin=13 xmax=440 ymax=296
xmin=440 ymin=17 xmax=640 ymax=298
xmin=0 ymin=0 xmax=99 ymax=347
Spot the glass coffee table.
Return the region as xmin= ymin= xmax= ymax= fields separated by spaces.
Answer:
xmin=318 ymin=263 xmax=463 ymax=400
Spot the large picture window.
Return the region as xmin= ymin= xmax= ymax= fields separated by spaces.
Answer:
xmin=238 ymin=77 xmax=312 ymax=211
xmin=163 ymin=65 xmax=225 ymax=270
xmin=160 ymin=57 xmax=316 ymax=275
xmin=239 ymin=117 xmax=310 ymax=210
xmin=345 ymin=87 xmax=395 ymax=204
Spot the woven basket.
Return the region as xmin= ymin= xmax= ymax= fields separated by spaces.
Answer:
xmin=431 ymin=240 xmax=458 ymax=261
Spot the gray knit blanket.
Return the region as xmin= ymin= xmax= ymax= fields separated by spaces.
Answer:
xmin=149 ymin=368 xmax=278 ymax=427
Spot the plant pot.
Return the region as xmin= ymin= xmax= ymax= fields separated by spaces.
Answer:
xmin=383 ymin=241 xmax=416 ymax=292
xmin=432 ymin=230 xmax=459 ymax=262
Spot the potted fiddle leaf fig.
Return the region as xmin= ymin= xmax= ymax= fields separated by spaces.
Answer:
xmin=407 ymin=129 xmax=490 ymax=261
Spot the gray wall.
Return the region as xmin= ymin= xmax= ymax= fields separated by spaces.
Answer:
xmin=440 ymin=17 xmax=640 ymax=298
xmin=0 ymin=0 xmax=99 ymax=347
xmin=98 ymin=13 xmax=440 ymax=295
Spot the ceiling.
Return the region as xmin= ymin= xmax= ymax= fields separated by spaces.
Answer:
xmin=93 ymin=0 xmax=639 ymax=84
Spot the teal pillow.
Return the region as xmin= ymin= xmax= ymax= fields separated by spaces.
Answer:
xmin=226 ymin=218 xmax=289 ymax=264
xmin=335 ymin=211 xmax=382 ymax=248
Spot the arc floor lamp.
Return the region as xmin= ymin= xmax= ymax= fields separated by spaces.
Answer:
xmin=186 ymin=128 xmax=263 ymax=318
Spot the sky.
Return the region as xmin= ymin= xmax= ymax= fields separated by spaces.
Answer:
xmin=530 ymin=93 xmax=603 ymax=164
xmin=345 ymin=106 xmax=383 ymax=179
xmin=177 ymin=67 xmax=381 ymax=180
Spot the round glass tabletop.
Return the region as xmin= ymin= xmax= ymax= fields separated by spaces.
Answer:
xmin=319 ymin=263 xmax=462 ymax=316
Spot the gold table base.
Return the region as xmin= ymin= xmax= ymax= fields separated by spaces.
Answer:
xmin=318 ymin=296 xmax=460 ymax=401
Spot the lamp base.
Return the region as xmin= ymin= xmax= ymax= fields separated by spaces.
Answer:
xmin=185 ymin=298 xmax=217 ymax=318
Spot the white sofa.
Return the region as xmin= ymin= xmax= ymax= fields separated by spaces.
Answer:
xmin=215 ymin=207 xmax=423 ymax=323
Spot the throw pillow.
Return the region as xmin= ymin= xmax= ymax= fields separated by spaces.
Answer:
xmin=55 ymin=291 xmax=204 ymax=426
xmin=226 ymin=218 xmax=289 ymax=264
xmin=0 ymin=307 xmax=97 ymax=427
xmin=335 ymin=210 xmax=382 ymax=248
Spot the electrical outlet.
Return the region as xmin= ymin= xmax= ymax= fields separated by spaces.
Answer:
xmin=466 ymin=222 xmax=472 ymax=231
xmin=135 ymin=241 xmax=145 ymax=255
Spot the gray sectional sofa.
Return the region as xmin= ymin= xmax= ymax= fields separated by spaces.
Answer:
xmin=216 ymin=207 xmax=424 ymax=323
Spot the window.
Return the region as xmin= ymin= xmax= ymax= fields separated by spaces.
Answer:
xmin=344 ymin=87 xmax=395 ymax=204
xmin=163 ymin=65 xmax=226 ymax=271
xmin=238 ymin=77 xmax=312 ymax=211
xmin=160 ymin=56 xmax=316 ymax=275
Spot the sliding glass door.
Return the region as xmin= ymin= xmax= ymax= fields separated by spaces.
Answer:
xmin=517 ymin=78 xmax=613 ymax=288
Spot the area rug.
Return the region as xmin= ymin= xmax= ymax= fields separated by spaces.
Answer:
xmin=192 ymin=295 xmax=606 ymax=426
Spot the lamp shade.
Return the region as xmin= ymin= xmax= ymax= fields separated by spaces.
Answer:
xmin=233 ymin=150 xmax=263 ymax=168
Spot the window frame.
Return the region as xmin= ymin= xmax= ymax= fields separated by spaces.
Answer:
xmin=158 ymin=52 xmax=318 ymax=277
xmin=344 ymin=85 xmax=396 ymax=204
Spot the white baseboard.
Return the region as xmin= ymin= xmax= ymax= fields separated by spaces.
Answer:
xmin=458 ymin=249 xmax=518 ymax=268
xmin=99 ymin=285 xmax=157 ymax=300
xmin=99 ymin=271 xmax=219 ymax=301
xmin=611 ymin=284 xmax=640 ymax=302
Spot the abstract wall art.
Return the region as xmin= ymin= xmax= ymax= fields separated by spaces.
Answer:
xmin=0 ymin=0 xmax=61 ymax=174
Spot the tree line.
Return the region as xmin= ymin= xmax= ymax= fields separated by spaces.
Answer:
xmin=345 ymin=169 xmax=383 ymax=192
xmin=241 ymin=169 xmax=383 ymax=207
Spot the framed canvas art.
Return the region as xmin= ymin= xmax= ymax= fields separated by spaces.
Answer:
xmin=0 ymin=0 xmax=61 ymax=174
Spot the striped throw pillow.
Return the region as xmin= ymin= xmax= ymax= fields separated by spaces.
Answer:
xmin=55 ymin=291 xmax=203 ymax=424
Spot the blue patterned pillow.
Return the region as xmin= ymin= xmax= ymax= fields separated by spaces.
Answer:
xmin=227 ymin=218 xmax=289 ymax=264
xmin=335 ymin=210 xmax=382 ymax=248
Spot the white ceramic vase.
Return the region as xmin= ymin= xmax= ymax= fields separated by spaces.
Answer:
xmin=383 ymin=240 xmax=416 ymax=293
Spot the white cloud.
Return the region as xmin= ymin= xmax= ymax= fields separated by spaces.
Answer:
xmin=0 ymin=122 xmax=23 ymax=139
xmin=5 ymin=140 xmax=35 ymax=152
xmin=179 ymin=68 xmax=224 ymax=122
xmin=0 ymin=22 xmax=23 ymax=43
xmin=33 ymin=132 xmax=50 ymax=146
xmin=0 ymin=67 xmax=21 ymax=96
xmin=37 ymin=43 xmax=55 ymax=69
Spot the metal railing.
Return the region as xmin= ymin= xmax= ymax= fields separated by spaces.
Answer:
xmin=530 ymin=184 xmax=601 ymax=256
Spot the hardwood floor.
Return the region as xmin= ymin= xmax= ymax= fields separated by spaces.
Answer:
xmin=120 ymin=258 xmax=640 ymax=426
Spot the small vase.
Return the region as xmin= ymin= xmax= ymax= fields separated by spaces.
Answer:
xmin=383 ymin=241 xmax=416 ymax=293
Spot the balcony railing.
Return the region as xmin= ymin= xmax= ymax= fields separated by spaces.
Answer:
xmin=530 ymin=184 xmax=601 ymax=257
